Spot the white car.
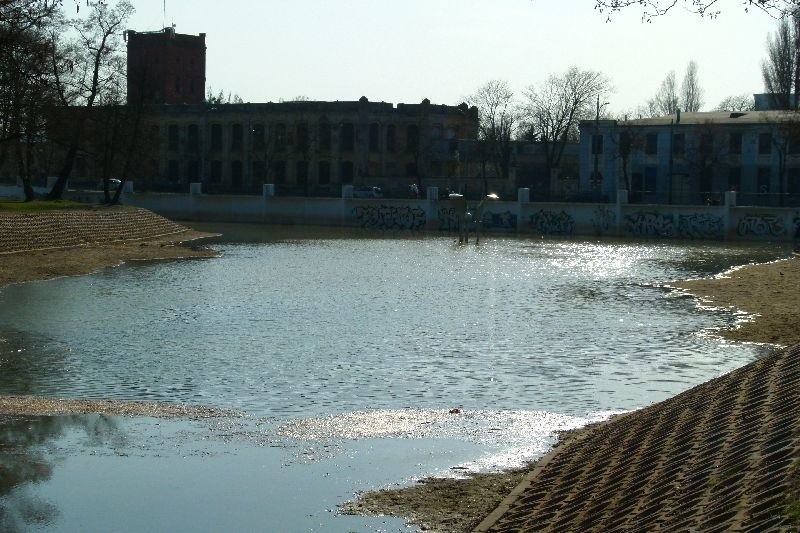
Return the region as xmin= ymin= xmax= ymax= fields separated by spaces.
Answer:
xmin=353 ymin=186 xmax=383 ymax=198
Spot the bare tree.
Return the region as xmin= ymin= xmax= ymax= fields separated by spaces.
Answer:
xmin=594 ymin=1 xmax=797 ymax=21
xmin=762 ymin=16 xmax=797 ymax=108
xmin=466 ymin=80 xmax=518 ymax=183
xmin=521 ymin=67 xmax=611 ymax=187
xmin=46 ymin=0 xmax=134 ymax=200
xmin=0 ymin=1 xmax=65 ymax=201
xmin=714 ymin=94 xmax=756 ymax=111
xmin=681 ymin=60 xmax=704 ymax=111
xmin=610 ymin=120 xmax=645 ymax=192
xmin=648 ymin=70 xmax=679 ymax=116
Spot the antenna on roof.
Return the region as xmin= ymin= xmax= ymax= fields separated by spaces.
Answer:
xmin=162 ymin=0 xmax=166 ymax=29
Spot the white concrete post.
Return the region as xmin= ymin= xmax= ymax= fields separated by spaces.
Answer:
xmin=263 ymin=184 xmax=275 ymax=197
xmin=122 ymin=181 xmax=134 ymax=194
xmin=342 ymin=184 xmax=354 ymax=198
xmin=426 ymin=186 xmax=439 ymax=201
xmin=189 ymin=182 xmax=202 ymax=195
xmin=724 ymin=190 xmax=737 ymax=207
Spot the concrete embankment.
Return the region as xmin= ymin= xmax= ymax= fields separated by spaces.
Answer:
xmin=0 ymin=206 xmax=217 ymax=287
xmin=475 ymin=342 xmax=800 ymax=531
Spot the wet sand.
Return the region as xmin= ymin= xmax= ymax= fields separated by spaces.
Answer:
xmin=346 ymin=253 xmax=800 ymax=532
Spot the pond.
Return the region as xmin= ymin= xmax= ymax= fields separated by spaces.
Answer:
xmin=0 ymin=226 xmax=789 ymax=531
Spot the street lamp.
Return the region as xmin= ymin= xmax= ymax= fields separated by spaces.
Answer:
xmin=593 ymin=95 xmax=610 ymax=201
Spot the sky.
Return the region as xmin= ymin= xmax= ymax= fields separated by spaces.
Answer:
xmin=122 ymin=0 xmax=779 ymax=115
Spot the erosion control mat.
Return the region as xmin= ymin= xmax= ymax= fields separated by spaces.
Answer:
xmin=475 ymin=343 xmax=800 ymax=532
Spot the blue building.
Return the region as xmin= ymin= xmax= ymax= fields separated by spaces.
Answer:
xmin=579 ymin=110 xmax=800 ymax=206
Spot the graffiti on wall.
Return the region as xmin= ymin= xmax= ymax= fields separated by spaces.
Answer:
xmin=677 ymin=213 xmax=724 ymax=240
xmin=481 ymin=210 xmax=517 ymax=230
xmin=529 ymin=210 xmax=574 ymax=235
xmin=438 ymin=207 xmax=458 ymax=231
xmin=353 ymin=205 xmax=426 ymax=230
xmin=592 ymin=207 xmax=615 ymax=234
xmin=737 ymin=214 xmax=785 ymax=237
xmin=625 ymin=211 xmax=674 ymax=237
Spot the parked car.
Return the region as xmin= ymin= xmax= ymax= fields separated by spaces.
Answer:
xmin=353 ymin=186 xmax=383 ymax=198
xmin=98 ymin=178 xmax=122 ymax=189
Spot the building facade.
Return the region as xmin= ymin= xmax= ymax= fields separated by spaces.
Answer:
xmin=140 ymin=98 xmax=479 ymax=197
xmin=579 ymin=111 xmax=800 ymax=206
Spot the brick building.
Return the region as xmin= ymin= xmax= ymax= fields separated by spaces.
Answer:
xmin=126 ymin=27 xmax=206 ymax=105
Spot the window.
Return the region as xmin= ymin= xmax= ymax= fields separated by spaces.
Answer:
xmin=406 ymin=124 xmax=419 ymax=153
xmin=644 ymin=167 xmax=657 ymax=191
xmin=168 ymin=124 xmax=179 ymax=151
xmin=252 ymin=160 xmax=266 ymax=181
xmin=340 ymin=161 xmax=354 ymax=183
xmin=231 ymin=161 xmax=243 ymax=187
xmin=210 ymin=160 xmax=222 ymax=182
xmin=319 ymin=123 xmax=331 ymax=151
xmin=187 ymin=124 xmax=199 ymax=152
xmin=211 ymin=124 xmax=222 ymax=151
xmin=729 ymin=132 xmax=742 ymax=154
xmin=341 ymin=123 xmax=355 ymax=151
xmin=275 ymin=124 xmax=287 ymax=151
xmin=592 ymin=134 xmax=603 ymax=155
xmin=296 ymin=161 xmax=308 ymax=187
xmin=168 ymin=160 xmax=179 ymax=182
xmin=296 ymin=123 xmax=309 ymax=152
xmin=187 ymin=160 xmax=200 ymax=181
xmin=386 ymin=125 xmax=396 ymax=152
xmin=318 ymin=161 xmax=330 ymax=184
xmin=231 ymin=124 xmax=243 ymax=151
xmin=252 ymin=123 xmax=265 ymax=149
xmin=274 ymin=160 xmax=286 ymax=183
xmin=645 ymin=133 xmax=658 ymax=155
xmin=758 ymin=133 xmax=772 ymax=155
xmin=699 ymin=133 xmax=714 ymax=157
xmin=757 ymin=167 xmax=771 ymax=193
xmin=672 ymin=133 xmax=684 ymax=156
xmin=728 ymin=167 xmax=741 ymax=191
xmin=369 ymin=123 xmax=379 ymax=153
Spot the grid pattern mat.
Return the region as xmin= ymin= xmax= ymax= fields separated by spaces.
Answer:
xmin=0 ymin=208 xmax=189 ymax=253
xmin=477 ymin=344 xmax=800 ymax=532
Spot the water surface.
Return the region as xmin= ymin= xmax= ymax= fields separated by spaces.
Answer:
xmin=0 ymin=227 xmax=789 ymax=531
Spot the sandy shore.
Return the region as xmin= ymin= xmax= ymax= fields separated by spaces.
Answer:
xmin=346 ymin=253 xmax=800 ymax=532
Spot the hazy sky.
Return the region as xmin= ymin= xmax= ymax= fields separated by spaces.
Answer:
xmin=124 ymin=0 xmax=778 ymax=114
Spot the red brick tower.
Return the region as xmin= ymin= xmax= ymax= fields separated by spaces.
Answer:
xmin=126 ymin=27 xmax=206 ymax=105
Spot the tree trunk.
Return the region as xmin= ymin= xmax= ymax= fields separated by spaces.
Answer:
xmin=48 ymin=143 xmax=77 ymax=200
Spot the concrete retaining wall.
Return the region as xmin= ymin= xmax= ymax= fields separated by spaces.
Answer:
xmin=3 ymin=184 xmax=798 ymax=242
